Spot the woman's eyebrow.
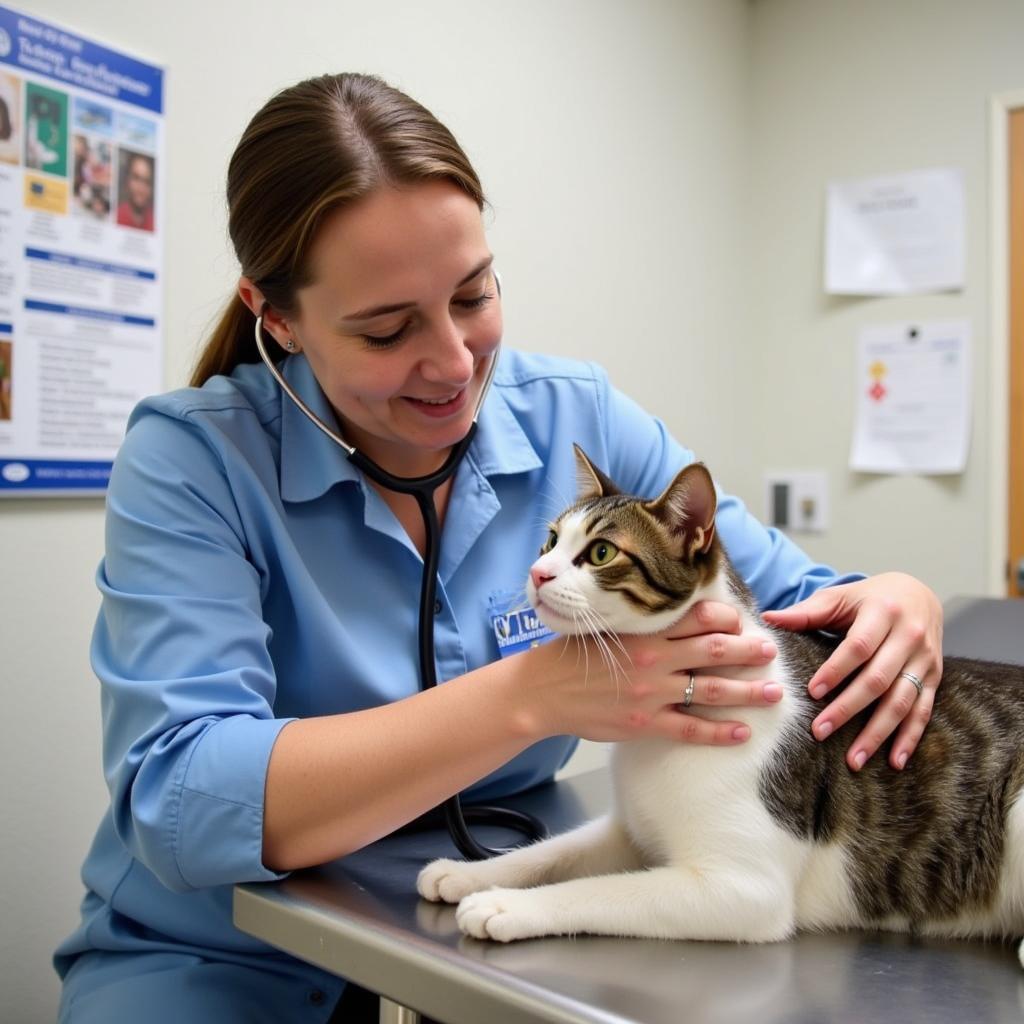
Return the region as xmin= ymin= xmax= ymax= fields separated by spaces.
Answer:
xmin=340 ymin=256 xmax=494 ymax=322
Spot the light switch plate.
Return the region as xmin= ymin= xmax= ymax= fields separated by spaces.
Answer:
xmin=764 ymin=471 xmax=828 ymax=533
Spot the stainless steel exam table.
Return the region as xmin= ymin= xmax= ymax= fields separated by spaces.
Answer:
xmin=234 ymin=596 xmax=1024 ymax=1023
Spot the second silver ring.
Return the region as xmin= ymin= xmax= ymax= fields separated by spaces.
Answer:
xmin=683 ymin=670 xmax=696 ymax=708
xmin=898 ymin=670 xmax=924 ymax=696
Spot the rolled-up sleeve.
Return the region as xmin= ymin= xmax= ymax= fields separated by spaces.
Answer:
xmin=93 ymin=404 xmax=293 ymax=892
xmin=594 ymin=364 xmax=861 ymax=612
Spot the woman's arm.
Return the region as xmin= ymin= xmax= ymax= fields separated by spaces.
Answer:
xmin=104 ymin=395 xmax=781 ymax=882
xmin=263 ymin=601 xmax=783 ymax=870
xmin=262 ymin=656 xmax=533 ymax=870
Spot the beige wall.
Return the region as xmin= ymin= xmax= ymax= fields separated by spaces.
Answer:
xmin=5 ymin=1 xmax=1023 ymax=1019
xmin=4 ymin=2 xmax=751 ymax=1020
xmin=743 ymin=0 xmax=1024 ymax=594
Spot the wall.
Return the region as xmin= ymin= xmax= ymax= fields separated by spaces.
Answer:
xmin=2 ymin=2 xmax=752 ymax=1020
xmin=744 ymin=0 xmax=1024 ymax=595
xmin=8 ymin=1 xmax=1024 ymax=1019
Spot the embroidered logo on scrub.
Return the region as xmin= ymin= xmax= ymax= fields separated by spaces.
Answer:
xmin=487 ymin=589 xmax=557 ymax=658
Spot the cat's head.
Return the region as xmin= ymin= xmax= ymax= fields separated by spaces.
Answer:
xmin=527 ymin=445 xmax=721 ymax=636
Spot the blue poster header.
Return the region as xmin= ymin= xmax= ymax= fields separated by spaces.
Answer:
xmin=0 ymin=457 xmax=112 ymax=493
xmin=0 ymin=5 xmax=163 ymax=114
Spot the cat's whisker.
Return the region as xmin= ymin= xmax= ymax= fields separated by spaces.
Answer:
xmin=550 ymin=634 xmax=575 ymax=668
xmin=570 ymin=608 xmax=591 ymax=687
xmin=499 ymin=590 xmax=532 ymax=616
xmin=575 ymin=604 xmax=629 ymax=676
xmin=597 ymin=633 xmax=629 ymax=701
xmin=541 ymin=476 xmax=575 ymax=515
xmin=584 ymin=606 xmax=633 ymax=669
xmin=561 ymin=626 xmax=583 ymax=674
xmin=533 ymin=496 xmax=569 ymax=522
xmin=578 ymin=608 xmax=613 ymax=691
xmin=578 ymin=606 xmax=627 ymax=701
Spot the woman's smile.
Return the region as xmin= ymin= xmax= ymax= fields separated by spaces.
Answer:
xmin=402 ymin=388 xmax=469 ymax=417
xmin=278 ymin=181 xmax=502 ymax=477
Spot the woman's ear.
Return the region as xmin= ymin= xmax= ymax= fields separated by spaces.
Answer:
xmin=238 ymin=277 xmax=300 ymax=354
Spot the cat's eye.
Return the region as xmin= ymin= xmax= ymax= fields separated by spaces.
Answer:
xmin=541 ymin=529 xmax=558 ymax=554
xmin=587 ymin=540 xmax=618 ymax=566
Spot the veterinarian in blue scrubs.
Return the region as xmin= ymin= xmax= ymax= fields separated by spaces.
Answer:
xmin=54 ymin=73 xmax=944 ymax=1023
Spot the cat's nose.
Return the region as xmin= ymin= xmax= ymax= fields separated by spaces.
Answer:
xmin=530 ymin=567 xmax=555 ymax=590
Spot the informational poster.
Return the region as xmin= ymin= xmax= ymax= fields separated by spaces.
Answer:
xmin=0 ymin=6 xmax=164 ymax=495
xmin=825 ymin=168 xmax=965 ymax=296
xmin=849 ymin=321 xmax=971 ymax=475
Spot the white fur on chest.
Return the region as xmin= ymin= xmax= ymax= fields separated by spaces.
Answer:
xmin=611 ymin=579 xmax=799 ymax=862
xmin=609 ymin=574 xmax=863 ymax=929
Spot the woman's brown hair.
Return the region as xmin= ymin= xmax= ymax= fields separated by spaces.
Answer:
xmin=190 ymin=73 xmax=485 ymax=387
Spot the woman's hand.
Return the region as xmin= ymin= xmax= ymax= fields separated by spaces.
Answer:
xmin=761 ymin=572 xmax=943 ymax=772
xmin=522 ymin=600 xmax=780 ymax=747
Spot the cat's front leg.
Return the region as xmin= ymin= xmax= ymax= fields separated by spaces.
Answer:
xmin=456 ymin=864 xmax=796 ymax=943
xmin=417 ymin=814 xmax=641 ymax=904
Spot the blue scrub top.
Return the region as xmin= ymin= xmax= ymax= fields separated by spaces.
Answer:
xmin=55 ymin=349 xmax=854 ymax=1021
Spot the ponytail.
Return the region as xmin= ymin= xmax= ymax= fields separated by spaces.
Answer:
xmin=188 ymin=73 xmax=485 ymax=387
xmin=190 ymin=294 xmax=281 ymax=388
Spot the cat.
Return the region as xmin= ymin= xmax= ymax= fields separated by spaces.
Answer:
xmin=417 ymin=445 xmax=1024 ymax=964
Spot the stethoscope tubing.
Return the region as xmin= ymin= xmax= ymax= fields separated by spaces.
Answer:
xmin=253 ymin=313 xmax=546 ymax=859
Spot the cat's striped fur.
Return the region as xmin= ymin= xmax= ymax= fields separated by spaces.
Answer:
xmin=418 ymin=448 xmax=1024 ymax=962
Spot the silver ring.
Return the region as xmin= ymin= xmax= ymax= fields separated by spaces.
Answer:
xmin=899 ymin=670 xmax=924 ymax=696
xmin=683 ymin=671 xmax=696 ymax=708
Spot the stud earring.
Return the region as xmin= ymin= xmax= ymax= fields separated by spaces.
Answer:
xmin=285 ymin=339 xmax=297 ymax=352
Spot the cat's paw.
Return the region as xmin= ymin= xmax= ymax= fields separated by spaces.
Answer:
xmin=417 ymin=858 xmax=498 ymax=904
xmin=456 ymin=888 xmax=552 ymax=942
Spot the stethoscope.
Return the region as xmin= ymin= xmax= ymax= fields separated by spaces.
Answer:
xmin=253 ymin=294 xmax=547 ymax=861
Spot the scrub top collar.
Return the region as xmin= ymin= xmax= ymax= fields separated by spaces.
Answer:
xmin=278 ymin=351 xmax=542 ymax=504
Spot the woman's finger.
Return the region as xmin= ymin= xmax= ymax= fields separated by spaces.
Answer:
xmin=651 ymin=708 xmax=751 ymax=746
xmin=888 ymin=677 xmax=937 ymax=769
xmin=622 ymin=631 xmax=776 ymax=676
xmin=674 ymin=673 xmax=784 ymax=709
xmin=686 ymin=632 xmax=778 ymax=670
xmin=761 ymin=588 xmax=842 ymax=633
xmin=665 ymin=601 xmax=742 ymax=640
xmin=810 ymin=623 xmax=908 ymax=743
xmin=804 ymin=603 xmax=893 ymax=698
xmin=840 ymin=667 xmax=935 ymax=770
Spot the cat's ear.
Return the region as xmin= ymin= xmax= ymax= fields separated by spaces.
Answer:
xmin=573 ymin=443 xmax=621 ymax=499
xmin=646 ymin=463 xmax=717 ymax=557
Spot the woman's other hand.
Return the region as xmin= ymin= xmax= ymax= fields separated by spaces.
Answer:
xmin=762 ymin=572 xmax=943 ymax=772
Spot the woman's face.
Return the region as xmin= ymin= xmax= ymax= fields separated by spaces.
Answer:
xmin=283 ymin=181 xmax=502 ymax=476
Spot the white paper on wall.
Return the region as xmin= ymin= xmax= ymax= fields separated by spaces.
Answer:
xmin=825 ymin=168 xmax=965 ymax=295
xmin=849 ymin=320 xmax=971 ymax=475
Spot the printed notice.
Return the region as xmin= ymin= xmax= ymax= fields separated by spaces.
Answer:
xmin=849 ymin=321 xmax=971 ymax=475
xmin=0 ymin=6 xmax=164 ymax=495
xmin=825 ymin=168 xmax=965 ymax=295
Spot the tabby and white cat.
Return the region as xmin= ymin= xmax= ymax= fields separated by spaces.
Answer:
xmin=417 ymin=446 xmax=1024 ymax=963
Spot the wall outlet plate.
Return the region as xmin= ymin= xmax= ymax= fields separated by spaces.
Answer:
xmin=764 ymin=471 xmax=828 ymax=533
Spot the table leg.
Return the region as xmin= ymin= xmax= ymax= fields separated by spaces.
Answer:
xmin=379 ymin=996 xmax=421 ymax=1023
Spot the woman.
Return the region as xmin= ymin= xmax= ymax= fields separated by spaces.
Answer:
xmin=55 ymin=73 xmax=942 ymax=1022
